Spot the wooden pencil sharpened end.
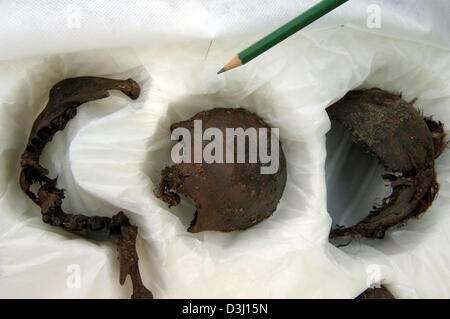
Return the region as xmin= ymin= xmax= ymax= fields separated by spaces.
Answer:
xmin=217 ymin=55 xmax=242 ymax=75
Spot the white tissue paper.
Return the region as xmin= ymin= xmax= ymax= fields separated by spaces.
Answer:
xmin=0 ymin=0 xmax=449 ymax=298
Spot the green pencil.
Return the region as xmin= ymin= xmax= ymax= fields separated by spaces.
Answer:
xmin=218 ymin=0 xmax=349 ymax=74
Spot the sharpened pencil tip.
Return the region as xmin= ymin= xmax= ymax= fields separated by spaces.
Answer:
xmin=217 ymin=68 xmax=226 ymax=75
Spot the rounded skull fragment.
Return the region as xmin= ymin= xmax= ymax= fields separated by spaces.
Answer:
xmin=155 ymin=108 xmax=287 ymax=233
xmin=327 ymin=88 xmax=446 ymax=240
xmin=356 ymin=286 xmax=395 ymax=299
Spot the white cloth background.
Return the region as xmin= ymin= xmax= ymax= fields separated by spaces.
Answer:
xmin=0 ymin=0 xmax=449 ymax=298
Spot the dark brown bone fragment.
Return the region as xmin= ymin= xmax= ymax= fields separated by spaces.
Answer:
xmin=19 ymin=76 xmax=152 ymax=299
xmin=356 ymin=286 xmax=395 ymax=299
xmin=155 ymin=108 xmax=287 ymax=233
xmin=327 ymin=88 xmax=446 ymax=239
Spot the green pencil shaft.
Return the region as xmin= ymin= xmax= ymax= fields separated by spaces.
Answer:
xmin=238 ymin=0 xmax=349 ymax=64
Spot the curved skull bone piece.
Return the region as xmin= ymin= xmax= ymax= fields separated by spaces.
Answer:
xmin=155 ymin=108 xmax=287 ymax=233
xmin=327 ymin=88 xmax=445 ymax=240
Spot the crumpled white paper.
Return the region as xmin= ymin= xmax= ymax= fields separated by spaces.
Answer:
xmin=0 ymin=1 xmax=449 ymax=298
